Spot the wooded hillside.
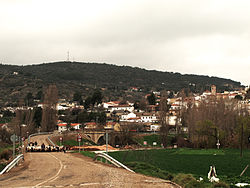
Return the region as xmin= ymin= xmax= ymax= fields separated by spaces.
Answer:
xmin=0 ymin=61 xmax=242 ymax=106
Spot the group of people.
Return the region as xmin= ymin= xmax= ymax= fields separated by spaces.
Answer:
xmin=26 ymin=141 xmax=65 ymax=152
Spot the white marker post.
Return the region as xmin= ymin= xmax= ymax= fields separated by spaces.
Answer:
xmin=216 ymin=139 xmax=220 ymax=149
xmin=59 ymin=137 xmax=63 ymax=146
xmin=10 ymin=134 xmax=16 ymax=158
xmin=77 ymin=134 xmax=82 ymax=153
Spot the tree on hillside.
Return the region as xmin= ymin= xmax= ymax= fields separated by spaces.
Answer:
xmin=77 ymin=111 xmax=89 ymax=124
xmin=25 ymin=92 xmax=34 ymax=106
xmin=33 ymin=107 xmax=42 ymax=128
xmin=168 ymin=91 xmax=174 ymax=98
xmin=91 ymin=89 xmax=103 ymax=106
xmin=147 ymin=93 xmax=156 ymax=105
xmin=41 ymin=85 xmax=58 ymax=132
xmin=133 ymin=101 xmax=140 ymax=110
xmin=138 ymin=99 xmax=147 ymax=111
xmin=84 ymin=96 xmax=92 ymax=109
xmin=235 ymin=95 xmax=243 ymax=100
xmin=35 ymin=90 xmax=43 ymax=100
xmin=73 ymin=92 xmax=83 ymax=105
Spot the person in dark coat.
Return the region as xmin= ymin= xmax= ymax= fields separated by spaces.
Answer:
xmin=41 ymin=143 xmax=45 ymax=152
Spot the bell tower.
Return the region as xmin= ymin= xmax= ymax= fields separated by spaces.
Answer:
xmin=211 ymin=85 xmax=216 ymax=95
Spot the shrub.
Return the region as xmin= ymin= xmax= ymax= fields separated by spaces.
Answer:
xmin=173 ymin=173 xmax=196 ymax=186
xmin=213 ymin=181 xmax=229 ymax=188
xmin=177 ymin=137 xmax=193 ymax=148
xmin=0 ymin=163 xmax=7 ymax=171
xmin=0 ymin=149 xmax=12 ymax=160
xmin=185 ymin=179 xmax=207 ymax=188
xmin=126 ymin=161 xmax=173 ymax=180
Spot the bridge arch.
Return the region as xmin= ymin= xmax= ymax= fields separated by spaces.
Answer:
xmin=97 ymin=136 xmax=105 ymax=145
xmin=85 ymin=132 xmax=105 ymax=144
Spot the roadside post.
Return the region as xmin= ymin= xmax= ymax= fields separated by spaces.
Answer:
xmin=153 ymin=142 xmax=157 ymax=147
xmin=21 ymin=137 xmax=25 ymax=153
xmin=10 ymin=134 xmax=18 ymax=158
xmin=77 ymin=134 xmax=82 ymax=153
xmin=216 ymin=139 xmax=220 ymax=149
xmin=104 ymin=127 xmax=113 ymax=154
xmin=59 ymin=137 xmax=63 ymax=146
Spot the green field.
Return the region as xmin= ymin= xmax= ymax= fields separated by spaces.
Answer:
xmin=109 ymin=148 xmax=250 ymax=185
xmin=56 ymin=138 xmax=96 ymax=147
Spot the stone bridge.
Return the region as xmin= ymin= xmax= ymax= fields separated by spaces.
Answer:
xmin=84 ymin=130 xmax=123 ymax=146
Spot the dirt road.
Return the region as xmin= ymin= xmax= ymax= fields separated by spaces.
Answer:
xmin=0 ymin=135 xmax=179 ymax=188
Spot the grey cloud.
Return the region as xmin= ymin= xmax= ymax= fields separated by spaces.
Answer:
xmin=0 ymin=0 xmax=250 ymax=85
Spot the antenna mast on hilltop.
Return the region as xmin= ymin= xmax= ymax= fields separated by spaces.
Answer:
xmin=67 ymin=51 xmax=70 ymax=61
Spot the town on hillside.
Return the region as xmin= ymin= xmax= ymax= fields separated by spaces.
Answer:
xmin=1 ymin=84 xmax=250 ymax=148
xmin=1 ymin=84 xmax=250 ymax=187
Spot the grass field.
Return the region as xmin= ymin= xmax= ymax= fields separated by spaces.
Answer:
xmin=56 ymin=138 xmax=96 ymax=147
xmin=109 ymin=148 xmax=250 ymax=184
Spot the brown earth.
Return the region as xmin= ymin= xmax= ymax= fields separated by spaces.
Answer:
xmin=0 ymin=134 xmax=180 ymax=188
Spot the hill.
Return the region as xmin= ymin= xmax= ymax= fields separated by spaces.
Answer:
xmin=0 ymin=61 xmax=242 ymax=106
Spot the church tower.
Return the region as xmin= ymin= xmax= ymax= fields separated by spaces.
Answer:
xmin=211 ymin=85 xmax=216 ymax=95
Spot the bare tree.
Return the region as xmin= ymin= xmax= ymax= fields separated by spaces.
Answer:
xmin=159 ymin=91 xmax=171 ymax=148
xmin=41 ymin=85 xmax=58 ymax=132
xmin=183 ymin=97 xmax=240 ymax=148
xmin=8 ymin=109 xmax=36 ymax=138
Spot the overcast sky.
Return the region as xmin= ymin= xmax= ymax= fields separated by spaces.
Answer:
xmin=0 ymin=0 xmax=250 ymax=85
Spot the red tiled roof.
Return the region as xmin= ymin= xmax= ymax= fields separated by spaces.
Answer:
xmin=85 ymin=122 xmax=96 ymax=125
xmin=58 ymin=123 xmax=67 ymax=127
xmin=171 ymin=104 xmax=180 ymax=106
xmin=70 ymin=123 xmax=81 ymax=126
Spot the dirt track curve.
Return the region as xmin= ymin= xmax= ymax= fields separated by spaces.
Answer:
xmin=0 ymin=134 xmax=179 ymax=188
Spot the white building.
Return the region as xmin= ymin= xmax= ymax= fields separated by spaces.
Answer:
xmin=70 ymin=123 xmax=81 ymax=130
xmin=149 ymin=124 xmax=161 ymax=131
xmin=57 ymin=104 xmax=69 ymax=110
xmin=103 ymin=101 xmax=120 ymax=109
xmin=167 ymin=115 xmax=181 ymax=126
xmin=140 ymin=113 xmax=158 ymax=123
xmin=57 ymin=123 xmax=67 ymax=132
xmin=109 ymin=105 xmax=134 ymax=113
xmin=120 ymin=112 xmax=137 ymax=121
